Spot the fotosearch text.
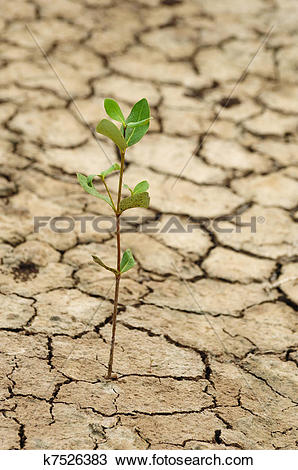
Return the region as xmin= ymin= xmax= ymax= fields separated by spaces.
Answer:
xmin=34 ymin=215 xmax=265 ymax=234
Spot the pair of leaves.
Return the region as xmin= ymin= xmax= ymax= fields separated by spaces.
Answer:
xmin=104 ymin=99 xmax=151 ymax=131
xmin=77 ymin=173 xmax=113 ymax=208
xmin=92 ymin=249 xmax=135 ymax=275
xmin=121 ymin=179 xmax=150 ymax=212
xmin=78 ymin=167 xmax=150 ymax=214
xmin=97 ymin=98 xmax=151 ymax=151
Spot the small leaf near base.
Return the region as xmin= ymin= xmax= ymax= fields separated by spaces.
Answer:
xmin=120 ymin=249 xmax=136 ymax=273
xmin=92 ymin=255 xmax=118 ymax=275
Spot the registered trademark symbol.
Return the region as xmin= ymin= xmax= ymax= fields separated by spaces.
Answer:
xmin=257 ymin=216 xmax=265 ymax=224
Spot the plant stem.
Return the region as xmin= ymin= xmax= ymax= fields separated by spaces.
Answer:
xmin=116 ymin=151 xmax=125 ymax=213
xmin=102 ymin=179 xmax=116 ymax=212
xmin=106 ymin=150 xmax=125 ymax=379
xmin=107 ymin=268 xmax=120 ymax=377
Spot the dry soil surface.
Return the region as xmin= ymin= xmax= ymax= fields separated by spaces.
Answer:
xmin=0 ymin=0 xmax=297 ymax=450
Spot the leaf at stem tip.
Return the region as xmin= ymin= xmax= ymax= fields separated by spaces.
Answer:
xmin=133 ymin=180 xmax=149 ymax=194
xmin=119 ymin=192 xmax=150 ymax=212
xmin=99 ymin=163 xmax=120 ymax=179
xmin=92 ymin=255 xmax=118 ymax=275
xmin=104 ymin=98 xmax=126 ymax=126
xmin=125 ymin=98 xmax=150 ymax=147
xmin=120 ymin=249 xmax=136 ymax=273
xmin=77 ymin=173 xmax=114 ymax=208
xmin=126 ymin=117 xmax=153 ymax=128
xmin=96 ymin=119 xmax=127 ymax=152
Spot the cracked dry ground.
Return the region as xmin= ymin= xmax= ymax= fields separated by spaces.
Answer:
xmin=0 ymin=0 xmax=297 ymax=451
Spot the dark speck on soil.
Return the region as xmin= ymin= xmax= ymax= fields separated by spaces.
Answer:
xmin=12 ymin=261 xmax=39 ymax=282
xmin=218 ymin=96 xmax=241 ymax=108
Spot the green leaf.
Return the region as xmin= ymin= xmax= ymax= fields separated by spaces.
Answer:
xmin=120 ymin=249 xmax=136 ymax=273
xmin=96 ymin=119 xmax=127 ymax=152
xmin=86 ymin=174 xmax=97 ymax=186
xmin=99 ymin=163 xmax=120 ymax=179
xmin=126 ymin=98 xmax=150 ymax=123
xmin=119 ymin=192 xmax=150 ymax=213
xmin=126 ymin=117 xmax=152 ymax=128
xmin=133 ymin=180 xmax=149 ymax=194
xmin=77 ymin=173 xmax=113 ymax=208
xmin=104 ymin=98 xmax=126 ymax=126
xmin=92 ymin=255 xmax=118 ymax=275
xmin=123 ymin=183 xmax=133 ymax=195
xmin=125 ymin=98 xmax=150 ymax=147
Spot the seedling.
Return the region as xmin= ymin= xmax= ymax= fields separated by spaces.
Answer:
xmin=77 ymin=98 xmax=151 ymax=379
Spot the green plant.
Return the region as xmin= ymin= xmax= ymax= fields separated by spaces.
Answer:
xmin=77 ymin=98 xmax=151 ymax=379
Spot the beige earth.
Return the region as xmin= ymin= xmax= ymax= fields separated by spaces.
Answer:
xmin=0 ymin=0 xmax=297 ymax=451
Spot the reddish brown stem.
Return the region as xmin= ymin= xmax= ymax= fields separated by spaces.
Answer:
xmin=107 ymin=284 xmax=120 ymax=378
xmin=106 ymin=151 xmax=125 ymax=379
xmin=107 ymin=216 xmax=121 ymax=378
